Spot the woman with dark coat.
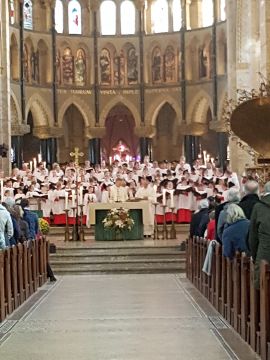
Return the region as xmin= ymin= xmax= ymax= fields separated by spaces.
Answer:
xmin=190 ymin=199 xmax=209 ymax=238
xmin=222 ymin=204 xmax=249 ymax=259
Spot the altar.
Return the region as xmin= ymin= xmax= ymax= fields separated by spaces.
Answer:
xmin=89 ymin=201 xmax=153 ymax=241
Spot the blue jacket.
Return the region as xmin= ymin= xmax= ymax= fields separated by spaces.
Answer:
xmin=222 ymin=219 xmax=250 ymax=259
xmin=23 ymin=209 xmax=39 ymax=240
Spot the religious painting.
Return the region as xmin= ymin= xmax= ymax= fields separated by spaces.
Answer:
xmin=114 ymin=50 xmax=125 ymax=85
xmin=100 ymin=48 xmax=111 ymax=85
xmin=75 ymin=48 xmax=86 ymax=86
xmin=199 ymin=46 xmax=208 ymax=78
xmin=9 ymin=0 xmax=15 ymax=24
xmin=152 ymin=47 xmax=162 ymax=83
xmin=23 ymin=44 xmax=29 ymax=82
xmin=62 ymin=47 xmax=74 ymax=85
xmin=127 ymin=46 xmax=138 ymax=84
xmin=30 ymin=50 xmax=39 ymax=83
xmin=164 ymin=46 xmax=176 ymax=82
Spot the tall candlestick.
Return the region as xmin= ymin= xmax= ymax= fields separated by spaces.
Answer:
xmin=29 ymin=161 xmax=33 ymax=172
xmin=162 ymin=189 xmax=166 ymax=206
xmin=0 ymin=179 xmax=3 ymax=203
xmin=71 ymin=190 xmax=76 ymax=207
xmin=43 ymin=161 xmax=46 ymax=169
xmin=79 ymin=187 xmax=83 ymax=205
xmin=109 ymin=156 xmax=112 ymax=165
xmin=203 ymin=151 xmax=207 ymax=165
xmin=153 ymin=185 xmax=157 ymax=203
xmin=38 ymin=153 xmax=42 ymax=163
xmin=65 ymin=191 xmax=69 ymax=210
xmin=170 ymin=190 xmax=174 ymax=208
xmin=33 ymin=158 xmax=37 ymax=170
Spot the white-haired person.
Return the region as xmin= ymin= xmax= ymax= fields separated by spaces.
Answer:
xmin=190 ymin=199 xmax=209 ymax=238
xmin=238 ymin=180 xmax=260 ymax=219
xmin=217 ymin=187 xmax=241 ymax=241
xmin=222 ymin=203 xmax=249 ymax=259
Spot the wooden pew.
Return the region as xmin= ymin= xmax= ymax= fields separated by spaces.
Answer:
xmin=0 ymin=251 xmax=5 ymax=322
xmin=260 ymin=261 xmax=270 ymax=360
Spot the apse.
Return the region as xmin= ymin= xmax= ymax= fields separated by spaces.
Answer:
xmin=102 ymin=104 xmax=139 ymax=161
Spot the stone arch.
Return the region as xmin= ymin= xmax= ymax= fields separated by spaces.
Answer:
xmin=186 ymin=90 xmax=213 ymax=124
xmin=99 ymin=96 xmax=141 ymax=127
xmin=58 ymin=97 xmax=95 ymax=129
xmin=10 ymin=91 xmax=22 ymax=125
xmin=145 ymin=94 xmax=182 ymax=128
xmin=25 ymin=94 xmax=52 ymax=127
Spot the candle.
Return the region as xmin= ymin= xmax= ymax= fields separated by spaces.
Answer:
xmin=211 ymin=157 xmax=215 ymax=165
xmin=109 ymin=156 xmax=112 ymax=165
xmin=153 ymin=185 xmax=157 ymax=203
xmin=38 ymin=153 xmax=42 ymax=163
xmin=71 ymin=190 xmax=76 ymax=207
xmin=65 ymin=191 xmax=69 ymax=210
xmin=203 ymin=151 xmax=207 ymax=165
xmin=33 ymin=158 xmax=37 ymax=169
xmin=43 ymin=161 xmax=46 ymax=169
xmin=29 ymin=161 xmax=33 ymax=172
xmin=0 ymin=179 xmax=3 ymax=203
xmin=162 ymin=189 xmax=166 ymax=206
xmin=79 ymin=187 xmax=83 ymax=205
xmin=170 ymin=190 xmax=174 ymax=208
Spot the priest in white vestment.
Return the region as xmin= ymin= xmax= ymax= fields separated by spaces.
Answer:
xmin=109 ymin=178 xmax=129 ymax=203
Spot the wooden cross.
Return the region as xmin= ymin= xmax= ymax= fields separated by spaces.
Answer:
xmin=70 ymin=147 xmax=84 ymax=166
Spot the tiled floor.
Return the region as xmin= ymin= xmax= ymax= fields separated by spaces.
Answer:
xmin=0 ymin=274 xmax=258 ymax=360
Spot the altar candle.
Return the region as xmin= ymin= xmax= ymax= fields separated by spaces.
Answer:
xmin=203 ymin=151 xmax=207 ymax=165
xmin=153 ymin=185 xmax=157 ymax=203
xmin=29 ymin=161 xmax=33 ymax=172
xmin=0 ymin=179 xmax=3 ymax=203
xmin=211 ymin=157 xmax=215 ymax=165
xmin=79 ymin=187 xmax=83 ymax=205
xmin=38 ymin=153 xmax=42 ymax=163
xmin=43 ymin=161 xmax=46 ymax=169
xmin=170 ymin=190 xmax=174 ymax=208
xmin=71 ymin=190 xmax=76 ymax=207
xmin=162 ymin=189 xmax=166 ymax=206
xmin=109 ymin=156 xmax=112 ymax=165
xmin=33 ymin=158 xmax=37 ymax=169
xmin=65 ymin=191 xmax=69 ymax=210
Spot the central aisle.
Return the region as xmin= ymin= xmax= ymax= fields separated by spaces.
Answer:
xmin=0 ymin=275 xmax=253 ymax=360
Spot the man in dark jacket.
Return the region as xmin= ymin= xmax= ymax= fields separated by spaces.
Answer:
xmin=249 ymin=182 xmax=270 ymax=289
xmin=190 ymin=199 xmax=209 ymax=238
xmin=20 ymin=199 xmax=39 ymax=240
xmin=239 ymin=180 xmax=260 ymax=219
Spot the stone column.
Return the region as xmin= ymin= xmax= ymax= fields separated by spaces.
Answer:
xmin=11 ymin=136 xmax=23 ymax=168
xmin=0 ymin=0 xmax=11 ymax=175
xmin=89 ymin=138 xmax=101 ymax=165
xmin=140 ymin=137 xmax=152 ymax=161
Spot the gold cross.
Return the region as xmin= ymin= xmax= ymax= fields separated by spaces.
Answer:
xmin=70 ymin=147 xmax=84 ymax=166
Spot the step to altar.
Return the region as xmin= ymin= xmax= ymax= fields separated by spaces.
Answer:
xmin=50 ymin=242 xmax=186 ymax=275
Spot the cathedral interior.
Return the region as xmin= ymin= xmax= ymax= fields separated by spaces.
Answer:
xmin=1 ymin=0 xmax=231 ymax=172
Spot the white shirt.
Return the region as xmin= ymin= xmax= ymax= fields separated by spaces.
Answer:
xmin=109 ymin=185 xmax=128 ymax=203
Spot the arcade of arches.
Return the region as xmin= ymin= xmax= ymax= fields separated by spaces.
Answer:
xmin=0 ymin=0 xmax=269 ymax=175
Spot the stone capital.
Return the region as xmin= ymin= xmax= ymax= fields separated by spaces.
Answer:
xmin=134 ymin=0 xmax=145 ymax=10
xmin=11 ymin=124 xmax=30 ymax=136
xmin=86 ymin=127 xmax=106 ymax=139
xmin=180 ymin=123 xmax=208 ymax=136
xmin=33 ymin=126 xmax=63 ymax=139
xmin=134 ymin=126 xmax=156 ymax=138
xmin=209 ymin=120 xmax=227 ymax=133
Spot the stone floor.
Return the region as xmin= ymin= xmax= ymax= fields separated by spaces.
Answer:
xmin=0 ymin=274 xmax=258 ymax=360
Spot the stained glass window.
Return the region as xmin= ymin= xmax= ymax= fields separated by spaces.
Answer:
xmin=68 ymin=0 xmax=82 ymax=35
xmin=121 ymin=1 xmax=136 ymax=35
xmin=55 ymin=0 xmax=64 ymax=33
xmin=151 ymin=0 xmax=169 ymax=33
xmin=172 ymin=0 xmax=182 ymax=31
xmin=23 ymin=0 xmax=33 ymax=30
xmin=100 ymin=1 xmax=116 ymax=35
xmin=10 ymin=0 xmax=15 ymax=24
xmin=220 ymin=0 xmax=226 ymax=21
xmin=202 ymin=0 xmax=213 ymax=27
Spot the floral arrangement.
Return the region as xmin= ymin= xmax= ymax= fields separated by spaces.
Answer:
xmin=39 ymin=218 xmax=50 ymax=235
xmin=102 ymin=208 xmax=134 ymax=232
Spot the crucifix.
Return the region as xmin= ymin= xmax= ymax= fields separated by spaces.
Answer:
xmin=70 ymin=147 xmax=84 ymax=166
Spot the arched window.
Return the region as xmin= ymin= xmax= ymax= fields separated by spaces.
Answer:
xmin=121 ymin=1 xmax=136 ymax=35
xmin=68 ymin=0 xmax=82 ymax=34
xmin=220 ymin=0 xmax=226 ymax=21
xmin=23 ymin=0 xmax=33 ymax=30
xmin=201 ymin=0 xmax=213 ymax=27
xmin=55 ymin=0 xmax=64 ymax=33
xmin=9 ymin=0 xmax=15 ymax=24
xmin=151 ymin=0 xmax=169 ymax=33
xmin=172 ymin=0 xmax=182 ymax=31
xmin=100 ymin=1 xmax=116 ymax=35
